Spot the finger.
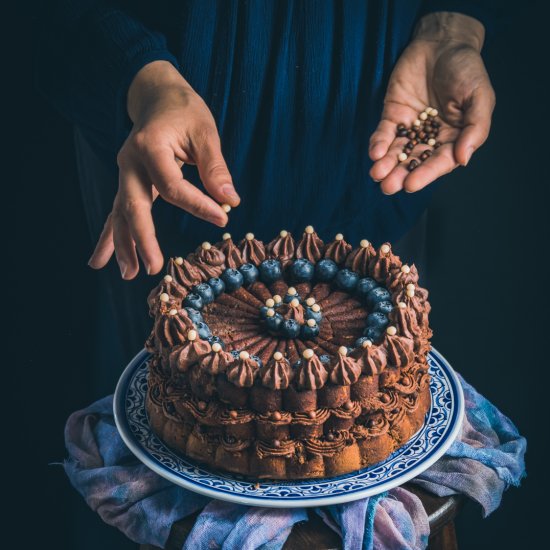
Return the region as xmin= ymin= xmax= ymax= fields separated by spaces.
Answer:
xmin=119 ymin=167 xmax=164 ymax=275
xmin=403 ymin=143 xmax=458 ymax=193
xmin=143 ymin=148 xmax=228 ymax=226
xmin=193 ymin=129 xmax=240 ymax=206
xmin=112 ymin=212 xmax=139 ymax=279
xmin=88 ymin=214 xmax=115 ymax=269
xmin=370 ymin=138 xmax=409 ymax=182
xmin=369 ymin=120 xmax=397 ymax=161
xmin=379 ymin=161 xmax=411 ymax=195
xmin=454 ymin=86 xmax=495 ymax=166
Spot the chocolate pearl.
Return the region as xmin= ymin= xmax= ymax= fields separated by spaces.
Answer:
xmin=346 ymin=438 xmax=354 ymax=446
xmin=397 ymin=123 xmax=406 ymax=131
xmin=405 ymin=141 xmax=415 ymax=149
xmin=367 ymin=418 xmax=377 ymax=428
xmin=391 ymin=408 xmax=400 ymax=414
xmin=410 ymin=139 xmax=418 ymax=146
xmin=273 ymin=439 xmax=281 ymax=448
xmin=308 ymin=410 xmax=317 ymax=419
xmin=226 ymin=435 xmax=236 ymax=444
xmin=198 ymin=401 xmax=207 ymax=411
xmin=431 ymin=120 xmax=440 ymax=128
xmin=420 ymin=150 xmax=432 ymax=161
xmin=407 ymin=130 xmax=417 ymax=139
xmin=434 ymin=141 xmax=442 ymax=149
xmin=344 ymin=401 xmax=354 ymax=411
xmin=272 ymin=411 xmax=282 ymax=421
xmin=408 ymin=159 xmax=419 ymax=172
xmin=417 ymin=131 xmax=426 ymax=140
xmin=397 ymin=128 xmax=408 ymax=137
xmin=326 ymin=433 xmax=335 ymax=441
xmin=229 ymin=410 xmax=238 ymax=419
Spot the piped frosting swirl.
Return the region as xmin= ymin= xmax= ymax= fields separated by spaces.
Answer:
xmin=295 ymin=226 xmax=324 ymax=263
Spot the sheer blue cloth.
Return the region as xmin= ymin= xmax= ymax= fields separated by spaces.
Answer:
xmin=63 ymin=373 xmax=526 ymax=549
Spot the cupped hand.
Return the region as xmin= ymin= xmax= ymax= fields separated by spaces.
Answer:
xmin=369 ymin=12 xmax=495 ymax=195
xmin=88 ymin=61 xmax=240 ymax=279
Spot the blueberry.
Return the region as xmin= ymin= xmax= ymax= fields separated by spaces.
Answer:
xmin=193 ymin=283 xmax=215 ymax=305
xmin=290 ymin=258 xmax=315 ymax=282
xmin=183 ymin=292 xmax=204 ymax=310
xmin=315 ymin=259 xmax=338 ymax=282
xmin=374 ymin=300 xmax=394 ymax=315
xmin=305 ymin=307 xmax=323 ymax=324
xmin=259 ymin=306 xmax=270 ymax=319
xmin=239 ymin=263 xmax=260 ymax=286
xmin=335 ymin=269 xmax=359 ymax=292
xmin=363 ymin=326 xmax=384 ymax=344
xmin=354 ymin=336 xmax=372 ymax=348
xmin=250 ymin=354 xmax=263 ymax=368
xmin=207 ymin=335 xmax=225 ymax=349
xmin=208 ymin=277 xmax=225 ymax=297
xmin=319 ymin=354 xmax=331 ymax=364
xmin=292 ymin=359 xmax=302 ymax=369
xmin=259 ymin=259 xmax=283 ymax=284
xmin=195 ymin=321 xmax=212 ymax=339
xmin=184 ymin=307 xmax=204 ymax=324
xmin=366 ymin=287 xmax=392 ymax=308
xmin=365 ymin=312 xmax=390 ymax=330
xmin=221 ymin=268 xmax=244 ymax=292
xmin=300 ymin=322 xmax=320 ymax=339
xmin=356 ymin=278 xmax=378 ymax=302
xmin=265 ymin=312 xmax=283 ymax=333
xmin=281 ymin=319 xmax=301 ymax=338
xmin=230 ymin=350 xmax=241 ymax=359
xmin=284 ymin=291 xmax=301 ymax=304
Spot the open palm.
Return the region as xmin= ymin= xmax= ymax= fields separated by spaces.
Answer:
xmin=369 ymin=39 xmax=495 ymax=194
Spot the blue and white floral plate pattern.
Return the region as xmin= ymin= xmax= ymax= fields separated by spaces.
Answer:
xmin=114 ymin=347 xmax=464 ymax=508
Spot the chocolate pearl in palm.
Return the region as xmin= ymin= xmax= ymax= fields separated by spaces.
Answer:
xmin=408 ymin=159 xmax=419 ymax=171
xmin=407 ymin=130 xmax=417 ymax=139
xmin=420 ymin=150 xmax=432 ymax=161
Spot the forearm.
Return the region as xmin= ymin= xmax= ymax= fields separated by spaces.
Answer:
xmin=413 ymin=11 xmax=485 ymax=51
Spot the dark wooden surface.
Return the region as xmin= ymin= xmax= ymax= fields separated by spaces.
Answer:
xmin=140 ymin=483 xmax=463 ymax=550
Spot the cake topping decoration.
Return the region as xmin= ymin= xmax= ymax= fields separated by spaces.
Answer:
xmin=398 ymin=302 xmax=407 ymax=308
xmin=386 ymin=326 xmax=397 ymax=336
xmin=305 ymin=297 xmax=315 ymax=306
xmin=154 ymin=307 xmax=195 ymax=348
xmin=296 ymin=350 xmax=329 ymax=390
xmin=266 ymin=298 xmax=275 ymax=307
xmin=311 ymin=303 xmax=321 ymax=313
xmin=306 ymin=319 xmax=316 ymax=327
xmin=221 ymin=203 xmax=231 ymax=213
xmin=329 ymin=351 xmax=361 ymax=385
xmin=191 ymin=243 xmax=226 ymax=278
xmin=160 ymin=293 xmax=170 ymax=303
xmin=369 ymin=243 xmax=401 ymax=282
xmin=246 ymin=233 xmax=254 ymax=240
xmin=385 ymin=333 xmax=414 ymax=368
xmin=381 ymin=244 xmax=391 ymax=254
xmin=360 ymin=239 xmax=370 ymax=248
xmin=260 ymin=352 xmax=293 ymax=389
xmin=287 ymin=286 xmax=297 ymax=296
xmin=345 ymin=240 xmax=375 ymax=275
xmin=296 ymin=226 xmax=324 ymax=263
xmin=338 ymin=346 xmax=348 ymax=356
xmin=188 ymin=329 xmax=198 ymax=340
xmin=164 ymin=275 xmax=173 ymax=283
xmin=324 ymin=233 xmax=352 ymax=265
xmin=169 ymin=308 xmax=178 ymax=316
xmin=272 ymin=411 xmax=282 ymax=420
xmin=175 ymin=257 xmax=183 ymax=265
xmin=401 ymin=265 xmax=411 ymax=274
xmin=273 ymin=294 xmax=282 ymax=304
xmin=280 ymin=230 xmax=288 ymax=237
xmin=212 ymin=342 xmax=222 ymax=352
xmin=168 ymin=256 xmax=203 ymax=287
xmin=335 ymin=233 xmax=343 ymax=241
xmin=266 ymin=308 xmax=275 ymax=317
xmin=302 ymin=348 xmax=314 ymax=359
xmin=239 ymin=350 xmax=250 ymax=359
xmin=169 ymin=330 xmax=211 ymax=371
xmin=352 ymin=342 xmax=387 ymax=375
xmin=202 ymin=241 xmax=212 ymax=250
xmin=290 ymin=297 xmax=300 ymax=307
xmin=387 ymin=264 xmax=419 ymax=292
xmin=223 ymin=232 xmax=231 ymax=240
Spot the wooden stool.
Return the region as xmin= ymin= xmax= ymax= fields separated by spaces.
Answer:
xmin=141 ymin=483 xmax=463 ymax=550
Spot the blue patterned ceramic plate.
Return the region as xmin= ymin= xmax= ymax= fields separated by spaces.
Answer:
xmin=114 ymin=347 xmax=464 ymax=508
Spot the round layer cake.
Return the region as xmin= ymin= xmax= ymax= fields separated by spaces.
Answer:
xmin=145 ymin=226 xmax=432 ymax=479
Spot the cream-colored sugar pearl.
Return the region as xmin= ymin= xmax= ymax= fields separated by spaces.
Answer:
xmin=398 ymin=152 xmax=408 ymax=162
xmin=266 ymin=308 xmax=275 ymax=317
xmin=430 ymin=108 xmax=438 ymax=117
xmin=287 ymin=287 xmax=297 ymax=295
xmin=273 ymin=294 xmax=282 ymax=303
xmin=305 ymin=225 xmax=314 ymax=234
xmin=311 ymin=303 xmax=321 ymax=313
xmin=362 ymin=339 xmax=373 ymax=348
xmin=406 ymin=283 xmax=415 ymax=291
xmin=187 ymin=329 xmax=197 ymax=340
xmin=425 ymin=107 xmax=433 ymax=116
xmin=265 ymin=298 xmax=275 ymax=308
xmin=221 ymin=203 xmax=231 ymax=213
xmin=401 ymin=265 xmax=411 ymax=274
xmin=419 ymin=111 xmax=428 ymax=121
xmin=169 ymin=308 xmax=178 ymax=316
xmin=303 ymin=348 xmax=314 ymax=359
xmin=413 ymin=119 xmax=421 ymax=127
xmin=159 ymin=293 xmax=170 ymax=303
xmin=305 ymin=297 xmax=316 ymax=307
xmin=163 ymin=274 xmax=173 ymax=283
xmin=222 ymin=232 xmax=231 ymax=240
xmin=428 ymin=138 xmax=436 ymax=146
xmin=175 ymin=257 xmax=184 ymax=265
xmin=381 ymin=244 xmax=390 ymax=254
xmin=398 ymin=301 xmax=407 ymax=308
xmin=386 ymin=326 xmax=397 ymax=336
xmin=273 ymin=351 xmax=283 ymax=361
xmin=245 ymin=232 xmax=254 ymax=240
xmin=290 ymin=298 xmax=300 ymax=307
xmin=335 ymin=233 xmax=344 ymax=241
xmin=360 ymin=239 xmax=370 ymax=248
xmin=406 ymin=288 xmax=415 ymax=298
xmin=239 ymin=350 xmax=250 ymax=360
xmin=212 ymin=342 xmax=222 ymax=353
xmin=280 ymin=229 xmax=288 ymax=237
xmin=338 ymin=345 xmax=348 ymax=356
xmin=306 ymin=319 xmax=316 ymax=327
xmin=201 ymin=241 xmax=212 ymax=250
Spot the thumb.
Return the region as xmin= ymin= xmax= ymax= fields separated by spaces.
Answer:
xmin=454 ymin=85 xmax=496 ymax=166
xmin=194 ymin=128 xmax=240 ymax=207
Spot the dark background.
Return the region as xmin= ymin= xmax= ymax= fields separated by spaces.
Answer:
xmin=8 ymin=1 xmax=547 ymax=548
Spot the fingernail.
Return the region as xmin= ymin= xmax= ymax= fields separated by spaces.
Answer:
xmin=222 ymin=184 xmax=240 ymax=202
xmin=119 ymin=262 xmax=128 ymax=278
xmin=464 ymin=146 xmax=474 ymax=166
xmin=87 ymin=255 xmax=94 ymax=267
xmin=146 ymin=263 xmax=151 ymax=275
xmin=373 ymin=179 xmax=381 ymax=183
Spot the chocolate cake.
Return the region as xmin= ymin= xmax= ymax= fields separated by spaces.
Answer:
xmin=145 ymin=227 xmax=432 ymax=479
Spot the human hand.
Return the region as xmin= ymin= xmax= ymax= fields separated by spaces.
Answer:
xmin=369 ymin=12 xmax=495 ymax=194
xmin=88 ymin=61 xmax=240 ymax=279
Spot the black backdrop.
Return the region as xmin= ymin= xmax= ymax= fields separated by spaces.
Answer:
xmin=8 ymin=1 xmax=548 ymax=548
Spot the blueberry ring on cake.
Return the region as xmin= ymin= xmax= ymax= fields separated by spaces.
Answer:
xmin=145 ymin=226 xmax=432 ymax=479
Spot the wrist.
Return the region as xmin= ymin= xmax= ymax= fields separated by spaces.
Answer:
xmin=413 ymin=11 xmax=485 ymax=52
xmin=127 ymin=60 xmax=191 ymax=123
